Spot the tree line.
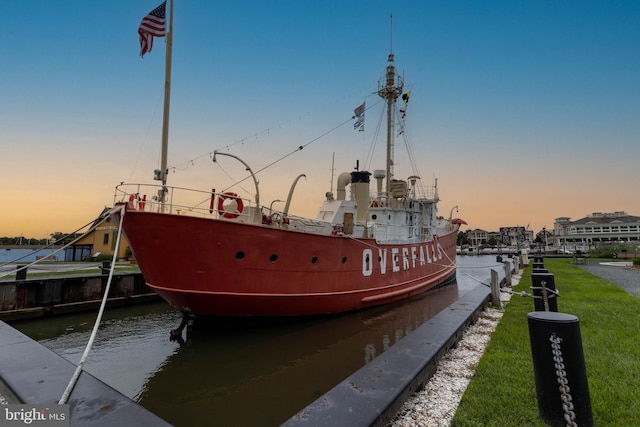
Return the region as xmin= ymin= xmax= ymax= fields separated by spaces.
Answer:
xmin=0 ymin=232 xmax=82 ymax=246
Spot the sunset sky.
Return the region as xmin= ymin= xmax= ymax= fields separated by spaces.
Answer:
xmin=2 ymin=1 xmax=639 ymax=239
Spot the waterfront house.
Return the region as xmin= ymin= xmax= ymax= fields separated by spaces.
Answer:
xmin=65 ymin=209 xmax=131 ymax=261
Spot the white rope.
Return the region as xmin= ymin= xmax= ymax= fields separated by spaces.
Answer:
xmin=58 ymin=205 xmax=126 ymax=404
xmin=446 ymin=247 xmax=514 ymax=288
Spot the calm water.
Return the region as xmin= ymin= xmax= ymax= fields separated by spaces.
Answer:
xmin=12 ymin=256 xmax=505 ymax=427
xmin=0 ymin=248 xmax=59 ymax=264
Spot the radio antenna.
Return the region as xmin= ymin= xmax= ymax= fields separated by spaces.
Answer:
xmin=389 ymin=13 xmax=393 ymax=54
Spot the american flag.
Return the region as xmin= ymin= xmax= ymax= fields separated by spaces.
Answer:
xmin=138 ymin=2 xmax=166 ymax=58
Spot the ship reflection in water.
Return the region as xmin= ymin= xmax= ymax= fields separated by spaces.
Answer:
xmin=12 ymin=256 xmax=504 ymax=427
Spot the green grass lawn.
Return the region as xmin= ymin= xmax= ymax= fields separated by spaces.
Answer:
xmin=452 ymin=258 xmax=640 ymax=426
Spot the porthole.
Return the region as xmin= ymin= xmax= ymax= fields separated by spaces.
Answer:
xmin=235 ymin=251 xmax=245 ymax=260
xmin=342 ymin=256 xmax=347 ymax=264
xmin=270 ymin=253 xmax=278 ymax=263
xmin=371 ymin=214 xmax=377 ymax=220
xmin=311 ymin=256 xmax=318 ymax=264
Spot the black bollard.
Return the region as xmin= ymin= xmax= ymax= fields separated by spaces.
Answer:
xmin=15 ymin=265 xmax=27 ymax=281
xmin=531 ymin=273 xmax=558 ymax=312
xmin=101 ymin=260 xmax=111 ymax=275
xmin=528 ymin=312 xmax=593 ymax=427
xmin=533 ymin=266 xmax=548 ymax=274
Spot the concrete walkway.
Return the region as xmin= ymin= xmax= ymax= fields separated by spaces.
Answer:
xmin=0 ymin=322 xmax=172 ymax=426
xmin=576 ymin=261 xmax=640 ymax=298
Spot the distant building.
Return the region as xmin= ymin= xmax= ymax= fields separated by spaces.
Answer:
xmin=487 ymin=231 xmax=501 ymax=243
xmin=467 ymin=229 xmax=489 ymax=247
xmin=64 ymin=210 xmax=130 ymax=261
xmin=499 ymin=226 xmax=533 ymax=247
xmin=553 ymin=211 xmax=640 ymax=252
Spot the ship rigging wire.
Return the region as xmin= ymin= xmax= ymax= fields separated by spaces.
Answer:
xmin=158 ymin=98 xmax=383 ymax=181
xmin=210 ymin=100 xmax=383 ymax=196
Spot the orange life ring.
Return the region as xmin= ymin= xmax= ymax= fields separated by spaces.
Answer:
xmin=217 ymin=192 xmax=244 ymax=219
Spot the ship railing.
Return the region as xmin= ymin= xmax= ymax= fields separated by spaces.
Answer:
xmin=369 ymin=222 xmax=440 ymax=243
xmin=286 ymin=216 xmax=436 ymax=241
xmin=368 ymin=184 xmax=437 ymax=206
xmin=113 ymin=183 xmax=259 ymax=223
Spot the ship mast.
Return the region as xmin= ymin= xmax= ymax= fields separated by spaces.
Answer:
xmin=377 ymin=16 xmax=403 ymax=200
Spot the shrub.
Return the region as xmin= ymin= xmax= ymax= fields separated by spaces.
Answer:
xmin=588 ymin=243 xmax=639 ymax=258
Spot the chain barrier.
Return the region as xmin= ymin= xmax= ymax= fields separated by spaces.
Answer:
xmin=550 ymin=333 xmax=578 ymax=427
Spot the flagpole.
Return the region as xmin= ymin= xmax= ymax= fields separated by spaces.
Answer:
xmin=159 ymin=0 xmax=173 ymax=211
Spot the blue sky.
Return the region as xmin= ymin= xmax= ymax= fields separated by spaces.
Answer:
xmin=2 ymin=1 xmax=639 ymax=238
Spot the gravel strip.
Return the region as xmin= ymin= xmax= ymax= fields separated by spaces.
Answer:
xmin=388 ymin=274 xmax=519 ymax=427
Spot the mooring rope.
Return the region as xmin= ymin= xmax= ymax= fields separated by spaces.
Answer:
xmin=445 ymin=249 xmax=521 ymax=293
xmin=439 ymin=244 xmax=506 ymax=286
xmin=58 ymin=205 xmax=126 ymax=405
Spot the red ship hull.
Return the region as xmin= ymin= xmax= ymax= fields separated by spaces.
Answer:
xmin=118 ymin=208 xmax=459 ymax=317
